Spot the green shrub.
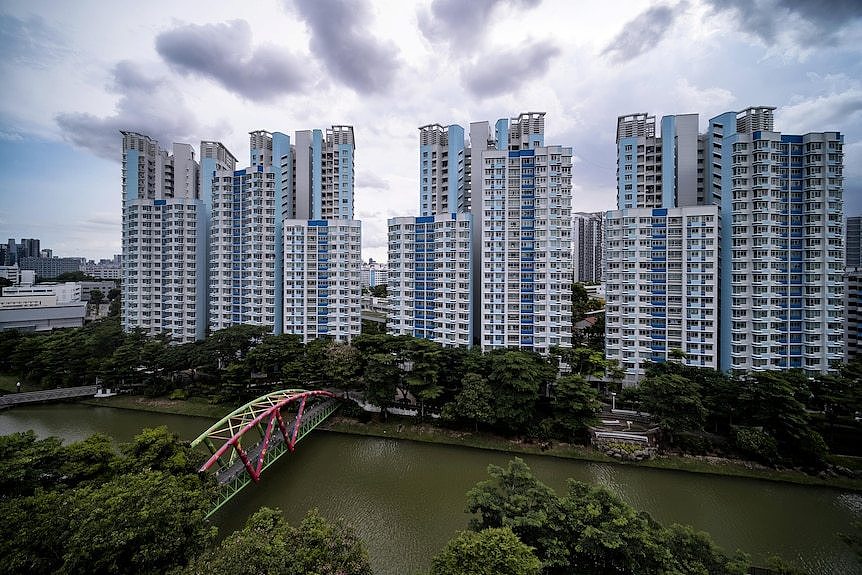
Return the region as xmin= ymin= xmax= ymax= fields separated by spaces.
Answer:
xmin=733 ymin=426 xmax=779 ymax=464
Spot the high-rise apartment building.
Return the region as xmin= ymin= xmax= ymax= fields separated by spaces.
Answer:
xmin=390 ymin=112 xmax=573 ymax=352
xmin=605 ymin=207 xmax=720 ymax=382
xmin=209 ymin=131 xmax=283 ymax=332
xmin=606 ymin=106 xmax=844 ymax=382
xmin=708 ymin=107 xmax=844 ymax=373
xmin=573 ymin=212 xmax=604 ymax=284
xmin=124 ymin=125 xmax=360 ymax=344
xmin=479 ymin=114 xmax=573 ymax=353
xmin=121 ymin=132 xmax=203 ymax=343
xmin=283 ymin=219 xmax=361 ymax=342
xmin=387 ymin=213 xmax=473 ymax=346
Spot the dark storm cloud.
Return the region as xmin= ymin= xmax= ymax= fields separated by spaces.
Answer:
xmin=417 ymin=0 xmax=540 ymax=50
xmin=55 ymin=61 xmax=204 ymax=161
xmin=293 ymin=0 xmax=400 ymax=93
xmin=461 ymin=40 xmax=560 ymax=98
xmin=705 ymin=0 xmax=862 ymax=46
xmin=601 ymin=3 xmax=684 ymax=63
xmin=155 ymin=20 xmax=309 ymax=102
xmin=0 ymin=13 xmax=66 ymax=67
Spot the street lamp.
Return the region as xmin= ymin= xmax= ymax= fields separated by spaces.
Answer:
xmin=611 ymin=391 xmax=617 ymax=411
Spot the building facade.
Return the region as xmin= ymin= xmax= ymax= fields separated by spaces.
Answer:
xmin=388 ymin=112 xmax=573 ymax=352
xmin=604 ymin=206 xmax=720 ymax=383
xmin=708 ymin=107 xmax=844 ymax=374
xmin=209 ymin=136 xmax=281 ymax=332
xmin=122 ymin=132 xmax=204 ymax=343
xmin=573 ymin=211 xmax=604 ymax=284
xmin=283 ymin=220 xmax=361 ymax=342
xmin=846 ymin=268 xmax=862 ymax=360
xmin=387 ymin=213 xmax=473 ymax=347
xmin=479 ymin=119 xmax=573 ymax=353
xmin=606 ymin=106 xmax=844 ymax=381
xmin=847 ymin=216 xmax=862 ymax=268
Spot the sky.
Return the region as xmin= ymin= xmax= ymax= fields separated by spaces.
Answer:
xmin=0 ymin=0 xmax=861 ymax=262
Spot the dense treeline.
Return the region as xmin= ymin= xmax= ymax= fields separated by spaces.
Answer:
xmin=2 ymin=319 xmax=860 ymax=465
xmin=0 ymin=320 xmax=615 ymax=441
xmin=622 ymin=360 xmax=862 ymax=466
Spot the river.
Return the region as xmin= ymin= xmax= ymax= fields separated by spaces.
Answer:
xmin=1 ymin=404 xmax=860 ymax=575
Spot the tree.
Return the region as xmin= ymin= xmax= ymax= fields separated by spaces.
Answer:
xmin=363 ymin=352 xmax=399 ymax=416
xmin=89 ymin=289 xmax=104 ymax=306
xmin=0 ymin=276 xmax=12 ymax=290
xmin=61 ymin=471 xmax=214 ymax=574
xmin=486 ymin=351 xmax=553 ymax=433
xmin=118 ymin=426 xmax=203 ymax=476
xmin=737 ymin=371 xmax=827 ymax=466
xmin=466 ymin=458 xmax=751 ymax=575
xmin=431 ymin=528 xmax=541 ymax=575
xmin=467 ymin=458 xmax=569 ymax=569
xmin=0 ymin=428 xmax=215 ymax=575
xmin=0 ymin=430 xmax=65 ymax=497
xmin=368 ymin=284 xmax=387 ymax=298
xmin=551 ymin=375 xmax=600 ymax=440
xmin=181 ymin=507 xmax=372 ymax=575
xmin=636 ymin=372 xmax=707 ymax=439
xmin=441 ymin=373 xmax=495 ymax=431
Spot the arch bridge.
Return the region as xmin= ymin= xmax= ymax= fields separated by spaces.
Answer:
xmin=191 ymin=389 xmax=341 ymax=516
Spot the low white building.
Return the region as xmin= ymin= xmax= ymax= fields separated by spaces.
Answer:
xmin=0 ymin=282 xmax=86 ymax=332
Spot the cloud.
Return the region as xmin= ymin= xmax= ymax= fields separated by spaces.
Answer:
xmin=0 ymin=13 xmax=66 ymax=68
xmin=417 ymin=0 xmax=540 ymax=51
xmin=84 ymin=213 xmax=121 ymax=228
xmin=155 ymin=20 xmax=309 ymax=102
xmin=55 ymin=61 xmax=207 ymax=161
xmin=356 ymin=172 xmax=390 ymax=190
xmin=704 ymin=0 xmax=862 ymax=47
xmin=673 ymin=79 xmax=735 ymax=116
xmin=293 ymin=0 xmax=400 ymax=93
xmin=461 ymin=40 xmax=560 ymax=98
xmin=601 ymin=3 xmax=686 ymax=63
xmin=777 ymin=87 xmax=862 ymax=133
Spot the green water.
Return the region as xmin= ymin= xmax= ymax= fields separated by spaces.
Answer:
xmin=1 ymin=404 xmax=859 ymax=575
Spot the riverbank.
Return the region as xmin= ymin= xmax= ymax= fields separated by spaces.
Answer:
xmin=80 ymin=394 xmax=862 ymax=491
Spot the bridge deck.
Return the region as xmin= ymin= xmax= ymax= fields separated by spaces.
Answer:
xmin=214 ymin=400 xmax=333 ymax=485
xmin=0 ymin=385 xmax=98 ymax=408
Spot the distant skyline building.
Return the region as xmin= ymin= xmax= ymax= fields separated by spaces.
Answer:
xmin=18 ymin=256 xmax=85 ymax=279
xmin=3 ymin=238 xmax=41 ymax=266
xmin=572 ymin=211 xmax=603 ymax=284
xmin=361 ymin=259 xmax=389 ymax=288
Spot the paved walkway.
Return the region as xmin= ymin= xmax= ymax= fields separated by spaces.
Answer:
xmin=0 ymin=385 xmax=98 ymax=408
